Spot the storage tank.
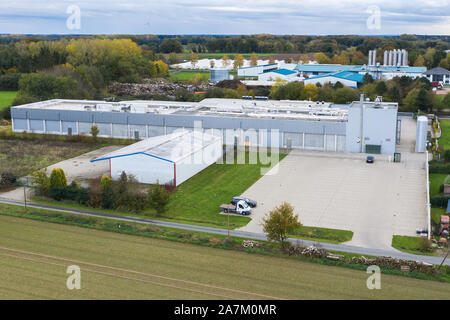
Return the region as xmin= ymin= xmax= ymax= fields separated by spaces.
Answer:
xmin=415 ymin=116 xmax=428 ymax=153
xmin=210 ymin=69 xmax=230 ymax=83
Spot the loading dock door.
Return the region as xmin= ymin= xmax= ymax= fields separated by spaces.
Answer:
xmin=366 ymin=144 xmax=381 ymax=154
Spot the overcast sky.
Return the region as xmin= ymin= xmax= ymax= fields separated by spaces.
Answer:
xmin=0 ymin=0 xmax=449 ymax=35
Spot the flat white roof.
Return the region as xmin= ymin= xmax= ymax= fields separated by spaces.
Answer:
xmin=91 ymin=130 xmax=221 ymax=163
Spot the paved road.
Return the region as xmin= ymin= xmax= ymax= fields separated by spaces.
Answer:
xmin=0 ymin=198 xmax=448 ymax=266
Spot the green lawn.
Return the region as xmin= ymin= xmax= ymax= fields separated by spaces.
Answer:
xmin=147 ymin=152 xmax=287 ymax=228
xmin=0 ymin=91 xmax=16 ymax=111
xmin=290 ymin=226 xmax=353 ymax=244
xmin=431 ymin=207 xmax=446 ymax=226
xmin=429 ymin=173 xmax=450 ymax=197
xmin=392 ymin=235 xmax=434 ymax=256
xmin=438 ymin=119 xmax=450 ymax=150
xmin=169 ymin=70 xmax=210 ymax=82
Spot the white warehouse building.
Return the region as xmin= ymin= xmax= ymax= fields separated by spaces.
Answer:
xmin=91 ymin=131 xmax=223 ymax=186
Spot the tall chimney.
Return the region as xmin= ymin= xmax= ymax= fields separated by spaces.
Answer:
xmin=383 ymin=50 xmax=388 ymax=66
xmin=373 ymin=49 xmax=376 ymax=66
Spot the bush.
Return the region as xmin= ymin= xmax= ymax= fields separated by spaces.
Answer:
xmin=418 ymin=238 xmax=433 ymax=253
xmin=31 ymin=170 xmax=51 ymax=196
xmin=429 ymin=161 xmax=450 ymax=174
xmin=49 ymin=168 xmax=67 ymax=189
xmin=1 ymin=106 xmax=11 ymax=120
xmin=0 ymin=172 xmax=16 ymax=187
xmin=0 ymin=73 xmax=21 ymax=91
xmin=50 ymin=182 xmax=89 ymax=204
xmin=430 ymin=195 xmax=450 ymax=207
xmin=147 ymin=182 xmax=170 ymax=216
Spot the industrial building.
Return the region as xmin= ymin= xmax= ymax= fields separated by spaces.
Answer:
xmin=303 ymin=71 xmax=364 ymax=89
xmin=11 ymin=96 xmax=400 ymax=155
xmin=91 ymin=131 xmax=223 ymax=186
xmin=210 ymin=69 xmax=230 ymax=83
xmin=238 ymin=49 xmax=427 ymax=86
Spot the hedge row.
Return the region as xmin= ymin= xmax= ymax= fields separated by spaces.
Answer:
xmin=429 ymin=161 xmax=450 ymax=174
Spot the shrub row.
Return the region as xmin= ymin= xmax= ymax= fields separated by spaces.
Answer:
xmin=429 ymin=161 xmax=450 ymax=174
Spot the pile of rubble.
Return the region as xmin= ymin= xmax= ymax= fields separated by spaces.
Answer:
xmin=242 ymin=240 xmax=260 ymax=248
xmin=351 ymin=256 xmax=435 ymax=274
xmin=108 ymin=79 xmax=209 ymax=97
xmin=285 ymin=244 xmax=436 ymax=274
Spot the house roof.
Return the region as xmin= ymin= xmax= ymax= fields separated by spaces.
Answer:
xmin=273 ymin=69 xmax=297 ymax=76
xmin=91 ymin=131 xmax=221 ymax=164
xmin=424 ymin=67 xmax=450 ymax=76
xmin=306 ymin=71 xmax=364 ymax=83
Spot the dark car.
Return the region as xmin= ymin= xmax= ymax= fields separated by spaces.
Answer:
xmin=231 ymin=197 xmax=257 ymax=208
xmin=366 ymin=156 xmax=374 ymax=163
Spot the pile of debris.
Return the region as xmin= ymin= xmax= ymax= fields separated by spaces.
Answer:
xmin=108 ymin=79 xmax=209 ymax=97
xmin=242 ymin=240 xmax=260 ymax=248
xmin=351 ymin=256 xmax=435 ymax=274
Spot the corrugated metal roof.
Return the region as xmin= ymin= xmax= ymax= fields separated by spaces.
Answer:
xmin=273 ymin=69 xmax=297 ymax=75
xmin=295 ymin=64 xmax=427 ymax=74
xmin=307 ymin=71 xmax=364 ymax=83
xmin=91 ymin=131 xmax=221 ymax=163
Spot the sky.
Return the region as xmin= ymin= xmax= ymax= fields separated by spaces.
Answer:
xmin=0 ymin=0 xmax=449 ymax=35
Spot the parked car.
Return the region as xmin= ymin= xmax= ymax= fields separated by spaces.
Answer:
xmin=231 ymin=196 xmax=257 ymax=208
xmin=366 ymin=156 xmax=375 ymax=163
xmin=220 ymin=200 xmax=251 ymax=215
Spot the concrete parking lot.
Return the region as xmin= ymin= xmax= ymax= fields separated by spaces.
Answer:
xmin=239 ymin=119 xmax=427 ymax=251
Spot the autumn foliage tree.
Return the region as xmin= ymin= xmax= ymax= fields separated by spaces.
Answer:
xmin=262 ymin=202 xmax=302 ymax=248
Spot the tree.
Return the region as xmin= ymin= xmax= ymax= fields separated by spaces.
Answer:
xmin=31 ymin=169 xmax=51 ymax=196
xmin=147 ymin=182 xmax=170 ymax=216
xmin=167 ymin=52 xmax=179 ymax=65
xmin=362 ymin=73 xmax=374 ymax=85
xmin=250 ymin=52 xmax=258 ymax=66
xmin=414 ymin=55 xmax=426 ymax=67
xmin=262 ymin=202 xmax=302 ymax=248
xmin=375 ymin=81 xmax=387 ymax=96
xmin=222 ymin=55 xmax=230 ymax=68
xmin=190 ymin=52 xmax=198 ymax=68
xmin=49 ymin=168 xmax=67 ymax=190
xmin=233 ymin=54 xmax=244 ymax=71
xmin=159 ymin=39 xmax=183 ymax=53
xmin=99 ymin=175 xmax=115 ymax=209
xmin=90 ymin=125 xmax=99 ymax=140
xmin=303 ymin=83 xmax=319 ymax=101
xmin=333 ymin=87 xmax=359 ymax=104
xmin=314 ymin=52 xmax=331 ymax=64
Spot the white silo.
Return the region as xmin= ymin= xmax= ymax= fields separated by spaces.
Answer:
xmin=415 ymin=116 xmax=428 ymax=153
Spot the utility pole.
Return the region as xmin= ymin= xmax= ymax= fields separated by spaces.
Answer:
xmin=439 ymin=249 xmax=449 ymax=269
xmin=227 ymin=210 xmax=230 ymax=239
xmin=23 ymin=185 xmax=27 ymax=212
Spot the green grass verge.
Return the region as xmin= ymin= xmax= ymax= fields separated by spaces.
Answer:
xmin=169 ymin=70 xmax=210 ymax=82
xmin=429 ymin=173 xmax=450 ymax=197
xmin=431 ymin=207 xmax=446 ymax=226
xmin=1 ymin=203 xmax=448 ymax=285
xmin=289 ymin=226 xmax=353 ymax=244
xmin=0 ymin=91 xmax=16 ymax=111
xmin=392 ymin=235 xmax=435 ymax=256
xmin=33 ymin=151 xmax=286 ymax=230
xmin=438 ymin=119 xmax=450 ymax=151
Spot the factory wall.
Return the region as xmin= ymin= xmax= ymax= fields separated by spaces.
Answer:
xmin=346 ymin=103 xmax=398 ymax=154
xmin=110 ymin=154 xmax=175 ymax=185
xmin=175 ymin=138 xmax=223 ymax=185
xmin=11 ymin=107 xmax=348 ymax=152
